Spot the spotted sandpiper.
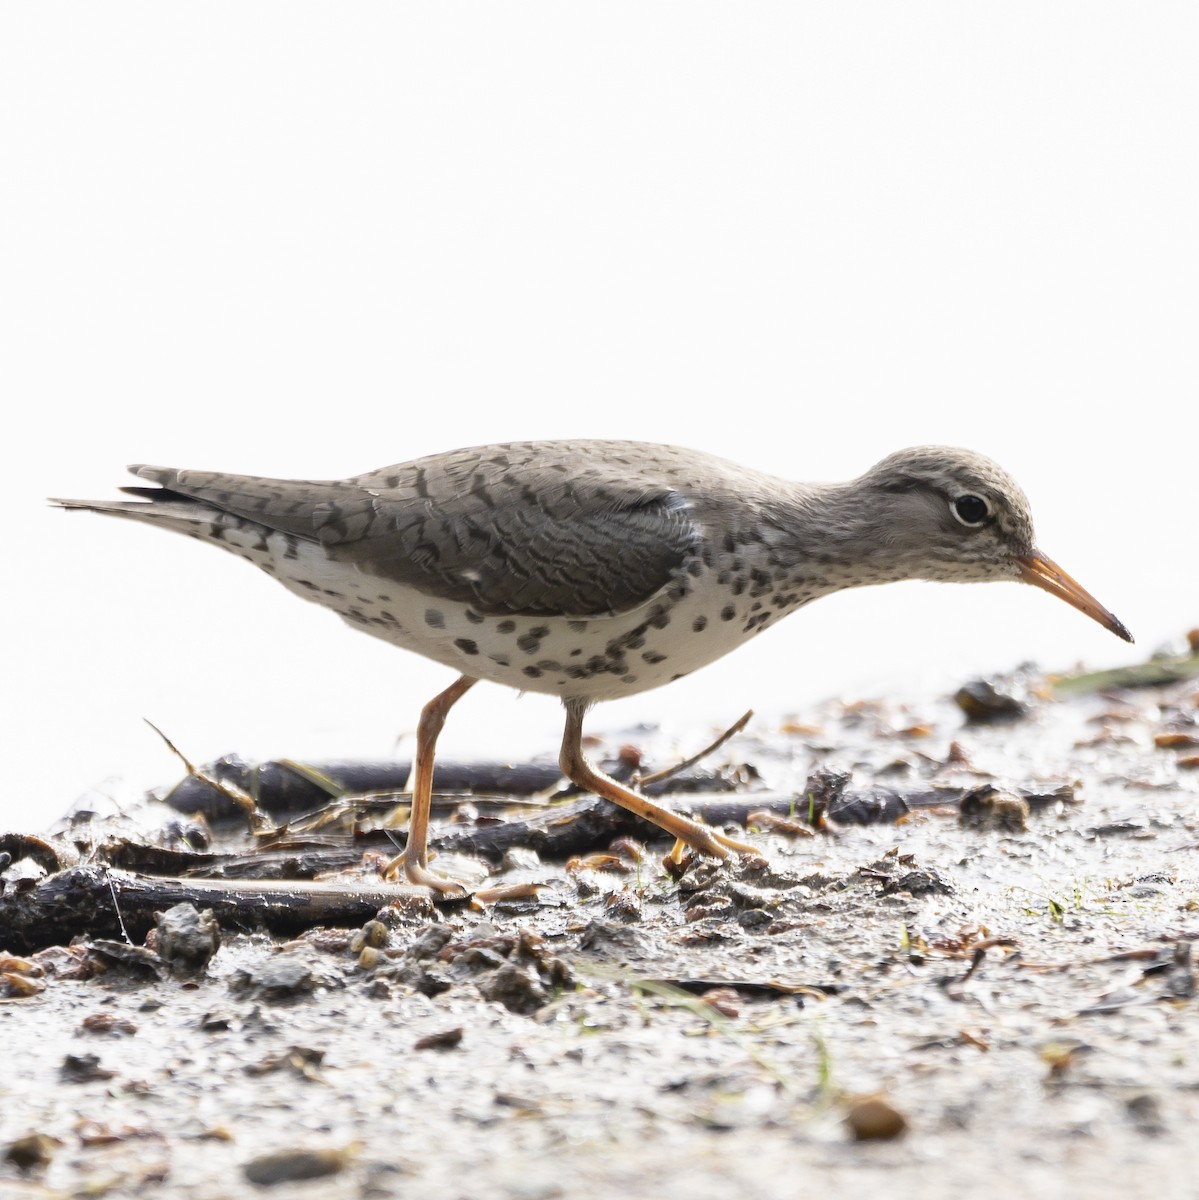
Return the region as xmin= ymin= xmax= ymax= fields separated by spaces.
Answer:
xmin=56 ymin=441 xmax=1131 ymax=893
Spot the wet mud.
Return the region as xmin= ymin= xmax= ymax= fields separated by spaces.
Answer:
xmin=2 ymin=648 xmax=1198 ymax=1199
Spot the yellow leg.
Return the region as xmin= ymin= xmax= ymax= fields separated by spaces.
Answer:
xmin=559 ymin=699 xmax=761 ymax=861
xmin=383 ymin=674 xmax=477 ymax=895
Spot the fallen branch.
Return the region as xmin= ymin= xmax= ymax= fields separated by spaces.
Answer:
xmin=0 ymin=864 xmax=440 ymax=955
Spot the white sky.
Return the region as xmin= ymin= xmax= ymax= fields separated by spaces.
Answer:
xmin=2 ymin=4 xmax=1196 ymax=828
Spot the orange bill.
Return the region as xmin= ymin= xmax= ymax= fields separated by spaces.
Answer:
xmin=1018 ymin=549 xmax=1133 ymax=643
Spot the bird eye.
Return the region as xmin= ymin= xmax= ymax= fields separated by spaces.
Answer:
xmin=952 ymin=494 xmax=990 ymax=526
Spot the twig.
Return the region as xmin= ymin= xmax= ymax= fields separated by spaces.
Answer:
xmin=103 ymin=866 xmax=132 ymax=944
xmin=634 ymin=709 xmax=754 ymax=788
xmin=146 ymin=719 xmax=274 ymax=835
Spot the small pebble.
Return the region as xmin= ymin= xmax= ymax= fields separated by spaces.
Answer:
xmin=604 ymin=887 xmax=643 ymax=922
xmin=0 ymin=970 xmax=44 ymax=998
xmin=153 ymin=903 xmax=221 ymax=972
xmin=959 ymin=785 xmax=1030 ymax=833
xmin=954 ymin=678 xmax=1029 ymax=723
xmin=60 ymin=1053 xmax=115 ymax=1083
xmin=231 ymin=952 xmax=316 ymax=1000
xmin=242 ymin=1147 xmax=349 ymax=1186
xmin=844 ymin=1094 xmax=908 ymax=1140
xmin=413 ymin=1026 xmax=464 ymax=1051
xmin=737 ymin=908 xmax=773 ymax=930
xmin=5 ymin=1132 xmax=62 ymax=1170
xmin=1125 ymin=1092 xmax=1165 ymax=1132
xmin=1154 ymin=732 xmax=1199 ymax=749
xmin=79 ymin=1012 xmax=138 ymax=1037
xmin=350 ymin=920 xmax=389 ymax=954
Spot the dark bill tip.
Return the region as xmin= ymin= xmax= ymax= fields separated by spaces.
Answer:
xmin=1018 ymin=549 xmax=1133 ymax=644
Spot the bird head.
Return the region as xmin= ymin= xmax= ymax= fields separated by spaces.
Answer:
xmin=856 ymin=446 xmax=1132 ymax=642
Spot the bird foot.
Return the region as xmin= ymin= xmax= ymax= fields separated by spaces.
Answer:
xmin=381 ymin=849 xmax=470 ymax=898
xmin=383 ymin=850 xmax=550 ymax=905
xmin=667 ymin=824 xmax=763 ymax=863
xmin=712 ymin=829 xmax=765 ymax=859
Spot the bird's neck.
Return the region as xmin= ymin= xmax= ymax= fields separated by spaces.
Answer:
xmin=754 ymin=481 xmax=922 ymax=593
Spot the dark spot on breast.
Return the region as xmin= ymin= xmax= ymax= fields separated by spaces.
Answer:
xmin=523 ymin=666 xmax=543 ymax=679
xmin=692 ymin=615 xmax=707 ymax=632
xmin=497 ymin=619 xmax=516 ymax=634
xmin=454 ymin=638 xmax=479 ymax=656
xmin=528 ymin=625 xmax=550 ymax=638
xmin=620 ymin=673 xmax=638 ymax=684
xmin=721 ymin=604 xmax=736 ymax=622
xmin=517 ymin=634 xmax=542 ymax=654
xmin=424 ymin=609 xmax=445 ymax=629
xmin=465 ymin=609 xmax=484 ymax=625
xmin=641 ymin=651 xmax=667 ymax=664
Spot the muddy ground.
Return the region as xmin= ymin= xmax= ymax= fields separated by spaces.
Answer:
xmin=2 ymin=652 xmax=1198 ymax=1200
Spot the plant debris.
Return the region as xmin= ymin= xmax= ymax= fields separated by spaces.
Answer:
xmin=2 ymin=644 xmax=1198 ymax=1198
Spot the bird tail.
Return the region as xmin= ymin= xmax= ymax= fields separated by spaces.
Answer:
xmin=51 ymin=466 xmax=255 ymax=540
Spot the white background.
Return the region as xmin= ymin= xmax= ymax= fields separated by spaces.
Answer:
xmin=2 ymin=4 xmax=1195 ymax=829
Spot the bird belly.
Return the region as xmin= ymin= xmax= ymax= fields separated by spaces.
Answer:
xmin=264 ymin=539 xmax=815 ymax=702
